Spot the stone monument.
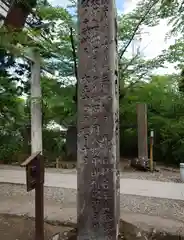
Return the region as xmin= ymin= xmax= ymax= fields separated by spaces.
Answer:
xmin=77 ymin=0 xmax=120 ymax=239
xmin=137 ymin=103 xmax=148 ymax=169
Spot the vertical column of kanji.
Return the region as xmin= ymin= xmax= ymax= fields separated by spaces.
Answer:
xmin=114 ymin=10 xmax=120 ymax=235
xmin=77 ymin=0 xmax=119 ymax=239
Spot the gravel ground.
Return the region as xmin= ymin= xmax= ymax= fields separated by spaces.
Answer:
xmin=0 ymin=183 xmax=184 ymax=225
xmin=0 ymin=183 xmax=184 ymax=236
xmin=45 ymin=166 xmax=181 ymax=183
xmin=49 ymin=167 xmax=181 ymax=183
xmin=0 ymin=214 xmax=182 ymax=240
xmin=120 ymin=170 xmax=181 ymax=183
xmin=0 ymin=165 xmax=183 ymax=237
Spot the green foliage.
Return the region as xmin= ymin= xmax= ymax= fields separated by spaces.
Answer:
xmin=41 ymin=76 xmax=76 ymax=126
xmin=120 ymin=75 xmax=184 ymax=165
xmin=42 ymin=128 xmax=66 ymax=162
xmin=1 ymin=0 xmax=184 ymax=166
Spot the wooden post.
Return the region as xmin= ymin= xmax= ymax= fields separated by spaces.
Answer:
xmin=77 ymin=0 xmax=119 ymax=239
xmin=35 ymin=154 xmax=44 ymax=240
xmin=31 ymin=49 xmax=43 ymax=155
xmin=20 ymin=151 xmax=44 ymax=240
xmin=30 ymin=49 xmax=44 ymax=240
xmin=137 ymin=103 xmax=148 ymax=168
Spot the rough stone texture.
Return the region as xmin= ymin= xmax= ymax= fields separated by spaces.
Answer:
xmin=77 ymin=0 xmax=119 ymax=239
xmin=114 ymin=13 xmax=120 ymax=236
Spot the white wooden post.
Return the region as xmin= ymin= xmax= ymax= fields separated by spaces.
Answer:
xmin=30 ymin=49 xmax=42 ymax=154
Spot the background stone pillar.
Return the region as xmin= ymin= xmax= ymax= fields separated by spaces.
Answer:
xmin=66 ymin=126 xmax=77 ymax=161
xmin=77 ymin=0 xmax=120 ymax=239
xmin=137 ymin=103 xmax=148 ymax=168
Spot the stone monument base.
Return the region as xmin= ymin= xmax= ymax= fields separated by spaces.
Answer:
xmin=130 ymin=158 xmax=157 ymax=172
xmin=62 ymin=220 xmax=179 ymax=240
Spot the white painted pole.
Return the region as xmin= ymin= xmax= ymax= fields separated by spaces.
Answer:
xmin=30 ymin=49 xmax=42 ymax=154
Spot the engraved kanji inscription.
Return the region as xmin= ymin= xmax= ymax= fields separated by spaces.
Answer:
xmin=77 ymin=0 xmax=120 ymax=239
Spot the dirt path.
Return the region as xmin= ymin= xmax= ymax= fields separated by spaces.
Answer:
xmin=0 ymin=163 xmax=181 ymax=183
xmin=1 ymin=168 xmax=184 ymax=200
xmin=0 ymin=214 xmax=73 ymax=240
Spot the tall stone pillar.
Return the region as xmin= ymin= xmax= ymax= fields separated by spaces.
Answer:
xmin=77 ymin=0 xmax=119 ymax=239
xmin=137 ymin=103 xmax=148 ymax=168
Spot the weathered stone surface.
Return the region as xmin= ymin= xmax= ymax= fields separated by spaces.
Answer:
xmin=77 ymin=0 xmax=119 ymax=239
xmin=137 ymin=103 xmax=148 ymax=168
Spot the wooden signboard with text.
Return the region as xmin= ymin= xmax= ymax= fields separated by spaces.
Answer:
xmin=21 ymin=151 xmax=44 ymax=192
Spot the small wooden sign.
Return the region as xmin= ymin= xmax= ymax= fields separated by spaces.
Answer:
xmin=21 ymin=151 xmax=44 ymax=192
xmin=26 ymin=160 xmax=37 ymax=192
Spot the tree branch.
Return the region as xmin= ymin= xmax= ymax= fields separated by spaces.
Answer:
xmin=70 ymin=27 xmax=78 ymax=81
xmin=119 ymin=0 xmax=159 ymax=61
xmin=120 ymin=52 xmax=139 ymax=74
xmin=69 ymin=27 xmax=78 ymax=104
